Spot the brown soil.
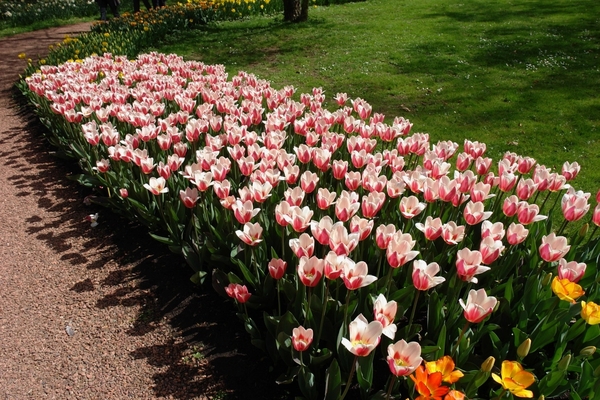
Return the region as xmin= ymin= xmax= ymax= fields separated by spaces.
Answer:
xmin=0 ymin=24 xmax=290 ymax=400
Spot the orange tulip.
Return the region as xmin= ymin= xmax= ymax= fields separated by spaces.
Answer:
xmin=492 ymin=360 xmax=535 ymax=398
xmin=410 ymin=365 xmax=450 ymax=400
xmin=551 ymin=277 xmax=584 ymax=304
xmin=426 ymin=356 xmax=464 ymax=384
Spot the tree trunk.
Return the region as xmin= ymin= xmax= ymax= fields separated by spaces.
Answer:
xmin=283 ymin=0 xmax=308 ymax=22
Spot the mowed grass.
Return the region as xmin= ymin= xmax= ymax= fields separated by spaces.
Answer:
xmin=155 ymin=0 xmax=600 ymax=192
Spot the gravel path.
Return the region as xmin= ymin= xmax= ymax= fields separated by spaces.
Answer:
xmin=0 ymin=24 xmax=286 ymax=400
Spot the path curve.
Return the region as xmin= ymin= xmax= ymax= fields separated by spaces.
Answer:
xmin=0 ymin=24 xmax=284 ymax=400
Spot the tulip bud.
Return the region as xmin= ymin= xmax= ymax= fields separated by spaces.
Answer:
xmin=517 ymin=338 xmax=532 ymax=359
xmin=537 ymin=396 xmax=545 ymax=400
xmin=557 ymin=354 xmax=571 ymax=371
xmin=481 ymin=356 xmax=495 ymax=372
xmin=580 ymin=346 xmax=596 ymax=357
xmin=579 ymin=223 xmax=589 ymax=237
xmin=542 ymin=272 xmax=553 ymax=286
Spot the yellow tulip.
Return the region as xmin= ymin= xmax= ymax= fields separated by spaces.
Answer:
xmin=492 ymin=360 xmax=536 ymax=398
xmin=551 ymin=277 xmax=584 ymax=304
xmin=581 ymin=301 xmax=600 ymax=325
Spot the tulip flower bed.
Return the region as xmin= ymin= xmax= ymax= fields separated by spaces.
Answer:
xmin=20 ymin=52 xmax=600 ymax=399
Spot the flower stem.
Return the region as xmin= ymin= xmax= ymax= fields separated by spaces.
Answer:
xmin=340 ymin=355 xmax=358 ymax=400
xmin=384 ymin=265 xmax=395 ymax=298
xmin=343 ymin=289 xmax=352 ymax=330
xmin=316 ymin=281 xmax=330 ymax=347
xmin=407 ymin=290 xmax=421 ymax=338
xmin=451 ymin=321 xmax=470 ymax=358
xmin=386 ymin=375 xmax=398 ymax=399
xmin=276 ymin=279 xmax=281 ymax=316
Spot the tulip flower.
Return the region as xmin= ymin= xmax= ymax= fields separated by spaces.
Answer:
xmin=470 ymin=181 xmax=492 ymax=203
xmin=539 ymin=233 xmax=570 ymax=262
xmin=479 ymin=236 xmax=505 ymax=265
xmin=300 ymin=170 xmax=319 ymax=194
xmin=412 ymin=260 xmax=445 ymax=291
xmin=341 ymin=260 xmax=377 ymax=290
xmin=179 ymin=187 xmax=199 ymax=209
xmin=297 ymin=256 xmax=324 ymax=287
xmin=492 ymin=360 xmax=535 ymax=398
xmin=517 ymin=156 xmax=537 ymax=174
xmin=517 ymin=202 xmax=547 ymax=225
xmin=441 ymin=222 xmax=465 ymax=245
xmin=415 ymin=216 xmax=443 ymax=241
xmin=481 ymin=221 xmax=505 ymax=241
xmin=425 ymin=355 xmax=464 ymax=384
xmin=361 ymin=191 xmax=386 ymax=218
xmin=143 ymin=176 xmax=169 ymax=195
xmin=459 ymin=289 xmax=497 ymax=323
xmin=292 ymin=326 xmax=314 ymax=352
xmin=463 ymin=201 xmax=492 ymax=225
xmin=268 ymin=258 xmax=287 ymax=280
xmin=373 ymin=294 xmax=397 ymax=340
xmin=329 ymin=222 xmax=360 ymax=256
xmin=232 ymin=199 xmax=260 ymax=224
xmin=225 ymin=283 xmax=251 ymax=303
xmin=410 ymin=365 xmax=450 ymax=399
xmin=557 ymin=258 xmax=586 ymax=283
xmin=349 ymin=216 xmax=374 ymax=242
xmin=324 ymin=251 xmax=345 ymax=280
xmin=446 ymin=390 xmax=466 ymax=400
xmin=386 ymin=176 xmax=406 ymax=198
xmin=235 ymin=222 xmax=263 ymax=246
xmin=375 ymin=224 xmax=396 ymax=249
xmin=399 ymin=195 xmax=427 ymax=219
xmin=289 ymin=233 xmax=315 ymax=258
xmin=499 ymin=171 xmax=518 ymax=192
xmin=284 ymin=186 xmax=305 ymax=206
xmin=581 ymin=301 xmax=600 ymax=325
xmin=456 ymin=249 xmax=490 ymax=283
xmin=344 ymin=171 xmax=362 ymax=191
xmin=561 ymin=188 xmax=590 ymax=222
xmin=335 ymin=190 xmax=361 ymax=222
xmin=562 ymin=161 xmax=580 ymax=181
xmin=316 ymin=188 xmax=337 ymax=210
xmin=502 ymin=195 xmax=520 ymax=217
xmin=593 ymin=204 xmax=600 ymax=227
xmin=386 ymin=231 xmax=419 ymax=268
xmin=285 ymin=206 xmax=314 ymax=233
xmin=387 ymin=340 xmax=422 ymax=377
xmin=275 ymin=200 xmax=292 ymax=227
xmin=507 ymin=223 xmax=529 ymax=245
xmin=310 ymin=216 xmax=333 ymax=246
xmin=332 ymin=159 xmax=348 ymax=180
xmin=516 ymin=178 xmax=538 ymax=201
xmin=551 ymin=277 xmax=584 ymax=304
xmin=341 ymin=314 xmax=383 ymax=357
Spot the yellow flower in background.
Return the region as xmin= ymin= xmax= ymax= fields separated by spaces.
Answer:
xmin=551 ymin=277 xmax=584 ymax=304
xmin=18 ymin=52 xmax=26 ymax=59
xmin=425 ymin=355 xmax=464 ymax=384
xmin=581 ymin=301 xmax=600 ymax=325
xmin=492 ymin=360 xmax=535 ymax=398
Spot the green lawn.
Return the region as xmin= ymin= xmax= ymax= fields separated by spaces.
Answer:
xmin=154 ymin=0 xmax=600 ymax=193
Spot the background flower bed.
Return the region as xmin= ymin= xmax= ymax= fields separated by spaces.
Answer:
xmin=17 ymin=1 xmax=600 ymax=399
